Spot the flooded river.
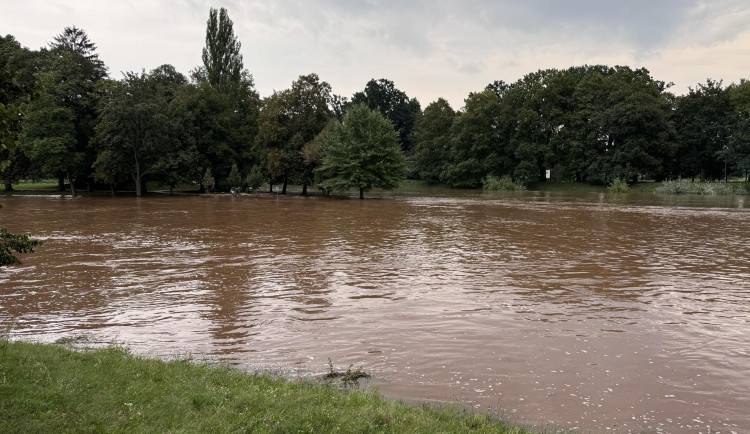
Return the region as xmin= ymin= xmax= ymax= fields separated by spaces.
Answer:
xmin=1 ymin=192 xmax=749 ymax=433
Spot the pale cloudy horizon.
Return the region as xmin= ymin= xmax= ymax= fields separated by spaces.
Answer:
xmin=2 ymin=0 xmax=749 ymax=109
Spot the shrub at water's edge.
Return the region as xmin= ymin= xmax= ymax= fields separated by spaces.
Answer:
xmin=483 ymin=175 xmax=527 ymax=191
xmin=606 ymin=178 xmax=630 ymax=193
xmin=0 ymin=341 xmax=532 ymax=433
xmin=654 ymin=180 xmax=746 ymax=195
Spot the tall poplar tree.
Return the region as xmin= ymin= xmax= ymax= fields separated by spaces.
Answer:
xmin=200 ymin=7 xmax=243 ymax=92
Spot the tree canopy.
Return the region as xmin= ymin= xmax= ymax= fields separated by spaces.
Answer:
xmin=316 ymin=103 xmax=407 ymax=199
xmin=198 ymin=7 xmax=243 ymax=93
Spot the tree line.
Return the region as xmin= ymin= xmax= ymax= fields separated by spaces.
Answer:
xmin=2 ymin=7 xmax=749 ymax=201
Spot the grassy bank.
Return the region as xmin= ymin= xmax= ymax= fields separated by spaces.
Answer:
xmin=0 ymin=341 xmax=530 ymax=433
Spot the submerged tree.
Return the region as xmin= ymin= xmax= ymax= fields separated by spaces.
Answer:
xmin=93 ymin=67 xmax=191 ymax=197
xmin=412 ymin=98 xmax=457 ymax=182
xmin=0 ymin=206 xmax=43 ymax=266
xmin=189 ymin=7 xmax=260 ymax=185
xmin=21 ymin=90 xmax=83 ymax=195
xmin=255 ymin=73 xmax=332 ymax=194
xmin=317 ymin=103 xmax=406 ymax=199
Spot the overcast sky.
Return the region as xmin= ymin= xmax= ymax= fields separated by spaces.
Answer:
xmin=3 ymin=0 xmax=749 ymax=108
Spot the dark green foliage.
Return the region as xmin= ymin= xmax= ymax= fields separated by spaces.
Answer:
xmin=728 ymin=80 xmax=750 ymax=180
xmin=0 ymin=204 xmax=42 ymax=266
xmin=673 ymin=79 xmax=732 ymax=181
xmin=351 ymin=78 xmax=421 ymax=154
xmin=227 ymin=163 xmax=241 ymax=189
xmin=202 ymin=168 xmax=215 ymax=193
xmin=244 ymin=165 xmax=264 ymax=191
xmin=93 ymin=67 xmax=196 ymax=196
xmin=442 ymin=90 xmax=508 ymax=188
xmin=0 ymin=35 xmax=38 ymax=170
xmin=187 ymin=7 xmax=260 ymax=186
xmin=198 ymin=7 xmax=243 ymax=92
xmin=412 ymin=98 xmax=456 ymax=182
xmin=255 ymin=73 xmax=332 ymax=194
xmin=482 ymin=175 xmax=526 ymax=191
xmin=28 ymin=27 xmax=107 ymax=190
xmin=21 ymin=90 xmax=83 ymax=195
xmin=5 ymin=19 xmax=750 ymax=195
xmin=51 ymin=26 xmax=107 ymax=80
xmin=317 ymin=103 xmax=407 ymax=199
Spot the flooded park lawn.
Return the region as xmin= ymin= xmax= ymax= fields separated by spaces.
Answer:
xmin=1 ymin=191 xmax=749 ymax=432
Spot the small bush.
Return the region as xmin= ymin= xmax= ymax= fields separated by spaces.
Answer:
xmin=202 ymin=169 xmax=215 ymax=193
xmin=226 ymin=164 xmax=242 ymax=190
xmin=655 ymin=180 xmax=692 ymax=195
xmin=606 ymin=178 xmax=630 ymax=193
xmin=244 ymin=166 xmax=264 ymax=192
xmin=698 ymin=181 xmax=734 ymax=196
xmin=655 ymin=180 xmax=739 ymax=196
xmin=483 ymin=175 xmax=527 ymax=191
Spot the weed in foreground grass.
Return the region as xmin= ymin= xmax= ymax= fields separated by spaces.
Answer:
xmin=324 ymin=358 xmax=372 ymax=387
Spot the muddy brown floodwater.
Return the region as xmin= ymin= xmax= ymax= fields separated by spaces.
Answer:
xmin=1 ymin=192 xmax=749 ymax=433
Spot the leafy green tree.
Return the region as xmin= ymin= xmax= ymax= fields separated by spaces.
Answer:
xmin=39 ymin=27 xmax=107 ymax=190
xmin=317 ymin=103 xmax=407 ymax=199
xmin=197 ymin=7 xmax=243 ymax=93
xmin=442 ymin=90 xmax=510 ymax=188
xmin=1 ymin=35 xmax=39 ymax=188
xmin=1 ymin=147 xmax=32 ymax=191
xmin=244 ymin=165 xmax=264 ymax=191
xmin=51 ymin=26 xmax=107 ymax=80
xmin=21 ymin=91 xmax=83 ymax=195
xmin=351 ymin=78 xmax=421 ymax=154
xmin=187 ymin=9 xmax=260 ymax=186
xmin=727 ymin=80 xmax=750 ymax=180
xmin=93 ymin=67 xmax=189 ymax=196
xmin=227 ymin=163 xmax=242 ymax=189
xmin=1 ymin=218 xmax=43 ymax=266
xmin=412 ymin=98 xmax=456 ymax=182
xmin=202 ymin=168 xmax=215 ymax=193
xmin=0 ymin=37 xmax=43 ymax=265
xmin=674 ymin=79 xmax=732 ymax=181
xmin=572 ymin=66 xmax=674 ymax=184
xmin=255 ymin=74 xmax=332 ymax=194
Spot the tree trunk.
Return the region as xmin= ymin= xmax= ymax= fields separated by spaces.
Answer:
xmin=110 ymin=185 xmax=115 ymax=196
xmin=4 ymin=183 xmax=13 ymax=191
xmin=301 ymin=183 xmax=308 ymax=196
xmin=58 ymin=175 xmax=65 ymax=192
xmin=67 ymin=171 xmax=76 ymax=196
xmin=134 ymin=149 xmax=142 ymax=197
xmin=359 ymin=188 xmax=364 ymax=200
xmin=269 ymin=183 xmax=273 ymax=193
xmin=282 ymin=179 xmax=287 ymax=195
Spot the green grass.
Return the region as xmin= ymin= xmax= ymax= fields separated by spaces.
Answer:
xmin=0 ymin=341 xmax=532 ymax=433
xmin=5 ymin=182 xmax=58 ymax=190
xmin=527 ymin=182 xmax=606 ymax=193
